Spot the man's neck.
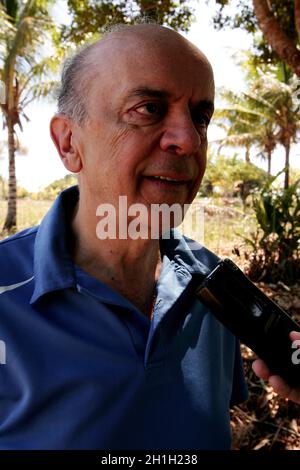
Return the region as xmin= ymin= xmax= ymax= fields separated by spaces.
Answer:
xmin=70 ymin=197 xmax=162 ymax=317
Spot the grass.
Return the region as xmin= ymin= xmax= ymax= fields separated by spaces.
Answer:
xmin=180 ymin=196 xmax=257 ymax=259
xmin=0 ymin=199 xmax=51 ymax=238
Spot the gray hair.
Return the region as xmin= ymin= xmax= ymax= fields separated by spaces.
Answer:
xmin=57 ymin=20 xmax=159 ymax=125
xmin=57 ymin=42 xmax=97 ymax=125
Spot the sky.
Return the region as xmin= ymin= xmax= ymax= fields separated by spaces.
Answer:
xmin=1 ymin=0 xmax=299 ymax=192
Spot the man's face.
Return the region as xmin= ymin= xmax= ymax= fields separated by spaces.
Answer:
xmin=73 ymin=29 xmax=214 ymax=213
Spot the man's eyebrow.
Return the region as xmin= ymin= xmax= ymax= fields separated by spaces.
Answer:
xmin=126 ymin=87 xmax=172 ymax=100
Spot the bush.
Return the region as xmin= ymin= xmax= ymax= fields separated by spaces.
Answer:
xmin=244 ymin=179 xmax=300 ymax=285
xmin=34 ymin=174 xmax=78 ymax=200
xmin=200 ymin=154 xmax=269 ymax=199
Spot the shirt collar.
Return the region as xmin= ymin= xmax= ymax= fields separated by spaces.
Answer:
xmin=160 ymin=230 xmax=217 ymax=277
xmin=30 ymin=186 xmax=79 ymax=304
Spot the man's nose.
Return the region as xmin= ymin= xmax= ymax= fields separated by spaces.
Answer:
xmin=159 ymin=114 xmax=202 ymax=156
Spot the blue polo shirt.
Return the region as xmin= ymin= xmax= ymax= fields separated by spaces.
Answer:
xmin=0 ymin=186 xmax=247 ymax=450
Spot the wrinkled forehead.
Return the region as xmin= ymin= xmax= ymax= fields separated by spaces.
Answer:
xmin=86 ymin=26 xmax=214 ymax=106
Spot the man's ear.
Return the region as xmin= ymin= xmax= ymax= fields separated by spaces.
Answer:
xmin=50 ymin=115 xmax=82 ymax=173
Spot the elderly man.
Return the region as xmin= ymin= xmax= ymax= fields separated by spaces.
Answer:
xmin=0 ymin=23 xmax=297 ymax=450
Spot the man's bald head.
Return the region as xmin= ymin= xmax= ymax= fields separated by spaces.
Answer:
xmin=57 ymin=23 xmax=214 ymax=125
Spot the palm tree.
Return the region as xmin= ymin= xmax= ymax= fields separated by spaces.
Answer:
xmin=214 ymin=88 xmax=278 ymax=173
xmin=214 ymin=74 xmax=300 ymax=188
xmin=0 ymin=0 xmax=59 ymax=231
xmin=251 ymin=74 xmax=299 ymax=189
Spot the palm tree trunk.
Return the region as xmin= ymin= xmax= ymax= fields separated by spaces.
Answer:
xmin=3 ymin=114 xmax=17 ymax=231
xmin=252 ymin=0 xmax=300 ymax=78
xmin=284 ymin=142 xmax=290 ymax=190
xmin=245 ymin=146 xmax=250 ymax=163
xmin=267 ymin=150 xmax=271 ymax=175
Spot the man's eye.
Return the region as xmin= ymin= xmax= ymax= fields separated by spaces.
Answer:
xmin=192 ymin=111 xmax=211 ymax=128
xmin=135 ymin=102 xmax=162 ymax=116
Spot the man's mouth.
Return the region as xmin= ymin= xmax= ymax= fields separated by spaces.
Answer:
xmin=143 ymin=174 xmax=191 ymax=186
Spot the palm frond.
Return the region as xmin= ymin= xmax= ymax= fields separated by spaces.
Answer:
xmin=214 ymin=133 xmax=257 ymax=147
xmin=18 ymin=55 xmax=60 ymax=97
xmin=0 ymin=3 xmax=16 ymax=33
xmin=4 ymin=0 xmax=53 ymax=78
xmin=20 ymin=79 xmax=59 ymax=107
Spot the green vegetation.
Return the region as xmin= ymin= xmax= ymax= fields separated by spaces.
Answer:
xmin=214 ymin=72 xmax=300 ymax=188
xmin=244 ymin=178 xmax=300 ymax=285
xmin=62 ymin=0 xmax=195 ymax=45
xmin=200 ymin=154 xmax=269 ymax=203
xmin=33 ymin=174 xmax=78 ymax=200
